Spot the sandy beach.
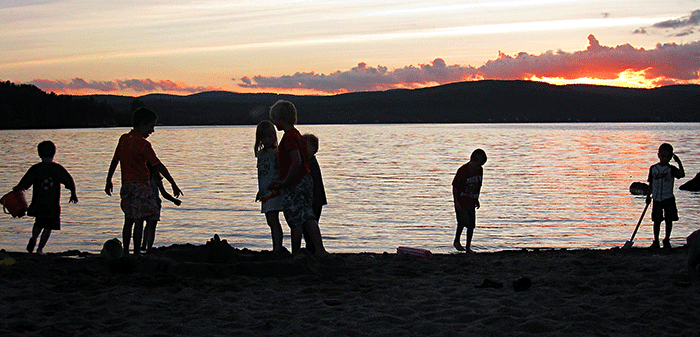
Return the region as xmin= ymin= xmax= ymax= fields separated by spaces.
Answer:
xmin=1 ymin=237 xmax=698 ymax=337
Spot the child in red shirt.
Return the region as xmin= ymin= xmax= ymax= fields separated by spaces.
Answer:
xmin=105 ymin=108 xmax=182 ymax=256
xmin=268 ymin=100 xmax=328 ymax=257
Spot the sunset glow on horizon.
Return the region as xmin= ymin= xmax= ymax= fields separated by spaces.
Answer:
xmin=2 ymin=1 xmax=700 ymax=97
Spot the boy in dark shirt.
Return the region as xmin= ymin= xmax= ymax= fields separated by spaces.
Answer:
xmin=14 ymin=141 xmax=78 ymax=254
xmin=452 ymin=149 xmax=487 ymax=253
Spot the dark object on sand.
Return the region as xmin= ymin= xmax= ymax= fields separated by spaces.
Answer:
xmin=679 ymin=172 xmax=700 ymax=191
xmin=100 ymin=238 xmax=123 ymax=259
xmin=475 ymin=279 xmax=503 ymax=288
xmin=513 ymin=277 xmax=531 ymax=291
xmin=623 ymin=202 xmax=650 ymax=249
xmin=629 ymin=182 xmax=649 ymax=195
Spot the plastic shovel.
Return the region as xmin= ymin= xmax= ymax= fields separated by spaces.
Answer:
xmin=623 ymin=202 xmax=650 ymax=249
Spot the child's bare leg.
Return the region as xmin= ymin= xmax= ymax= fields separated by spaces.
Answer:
xmin=27 ymin=225 xmax=42 ymax=253
xmin=143 ymin=220 xmax=157 ymax=250
xmin=265 ymin=211 xmax=283 ymax=252
xmin=464 ymin=227 xmax=474 ymax=253
xmin=133 ymin=219 xmax=144 ymax=255
xmin=454 ymin=225 xmax=465 ymax=251
xmin=304 ymin=219 xmax=328 ymax=257
xmin=36 ymin=228 xmax=52 ymax=254
xmin=122 ymin=219 xmax=134 ymax=255
xmin=663 ymin=220 xmax=673 ymax=248
xmin=291 ymin=226 xmax=303 ymax=254
xmin=653 ymin=221 xmax=661 ymax=242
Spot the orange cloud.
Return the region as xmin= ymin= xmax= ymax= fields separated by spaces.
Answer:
xmin=239 ymin=34 xmax=700 ymax=93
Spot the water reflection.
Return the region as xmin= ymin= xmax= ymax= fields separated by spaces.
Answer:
xmin=0 ymin=123 xmax=699 ymax=253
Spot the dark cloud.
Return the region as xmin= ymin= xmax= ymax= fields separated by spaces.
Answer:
xmin=30 ymin=78 xmax=216 ymax=94
xmin=238 ymin=35 xmax=700 ymax=93
xmin=239 ymin=59 xmax=479 ymax=93
xmin=653 ymin=9 xmax=700 ymax=29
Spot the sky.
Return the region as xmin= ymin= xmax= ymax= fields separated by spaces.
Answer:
xmin=2 ymin=0 xmax=700 ymax=96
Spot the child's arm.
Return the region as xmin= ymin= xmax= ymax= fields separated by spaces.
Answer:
xmin=452 ymin=186 xmax=463 ymax=210
xmin=13 ymin=166 xmax=37 ymax=192
xmin=62 ymin=169 xmax=78 ymax=204
xmin=153 ymin=163 xmax=183 ymax=198
xmin=105 ymin=157 xmax=119 ymax=196
xmin=157 ymin=179 xmax=181 ymax=206
xmin=674 ymin=154 xmax=685 ymax=178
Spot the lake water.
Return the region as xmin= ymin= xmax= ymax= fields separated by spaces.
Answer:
xmin=1 ymin=123 xmax=699 ymax=254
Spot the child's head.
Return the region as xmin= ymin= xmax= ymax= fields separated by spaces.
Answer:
xmin=255 ymin=120 xmax=278 ymax=155
xmin=269 ymin=100 xmax=297 ymax=127
xmin=304 ymin=133 xmax=319 ymax=155
xmin=133 ymin=107 xmax=158 ymax=128
xmin=657 ymin=143 xmax=674 ymax=163
xmin=470 ymin=148 xmax=487 ymax=166
xmin=37 ymin=141 xmax=56 ymax=159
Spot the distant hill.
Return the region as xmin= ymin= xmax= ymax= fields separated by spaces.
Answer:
xmin=2 ymin=80 xmax=699 ymax=129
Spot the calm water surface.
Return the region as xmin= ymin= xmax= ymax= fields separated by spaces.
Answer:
xmin=1 ymin=123 xmax=699 ymax=254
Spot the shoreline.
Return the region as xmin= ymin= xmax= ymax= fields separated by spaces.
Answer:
xmin=1 ymin=240 xmax=699 ymax=336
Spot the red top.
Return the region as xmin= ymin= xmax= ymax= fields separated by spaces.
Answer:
xmin=113 ymin=130 xmax=161 ymax=183
xmin=452 ymin=162 xmax=483 ymax=208
xmin=278 ymin=127 xmax=309 ymax=187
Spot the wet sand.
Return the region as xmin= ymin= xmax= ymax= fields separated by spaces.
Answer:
xmin=1 ymin=237 xmax=698 ymax=337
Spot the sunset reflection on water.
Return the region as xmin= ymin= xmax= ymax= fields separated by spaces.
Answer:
xmin=1 ymin=123 xmax=698 ymax=253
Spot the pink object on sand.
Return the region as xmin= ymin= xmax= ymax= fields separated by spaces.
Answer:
xmin=397 ymin=246 xmax=432 ymax=258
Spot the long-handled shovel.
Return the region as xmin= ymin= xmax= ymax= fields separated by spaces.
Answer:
xmin=623 ymin=202 xmax=650 ymax=249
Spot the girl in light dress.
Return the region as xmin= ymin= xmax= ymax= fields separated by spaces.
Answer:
xmin=254 ymin=121 xmax=284 ymax=253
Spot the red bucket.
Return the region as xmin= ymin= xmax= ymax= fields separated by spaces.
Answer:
xmin=1 ymin=190 xmax=28 ymax=218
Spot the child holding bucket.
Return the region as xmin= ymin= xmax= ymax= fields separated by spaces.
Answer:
xmin=255 ymin=120 xmax=285 ymax=253
xmin=14 ymin=141 xmax=78 ymax=254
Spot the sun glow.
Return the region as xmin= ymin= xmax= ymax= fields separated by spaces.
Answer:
xmin=532 ymin=69 xmax=670 ymax=89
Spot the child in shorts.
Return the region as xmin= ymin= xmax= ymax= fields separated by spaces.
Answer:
xmin=452 ymin=149 xmax=487 ymax=253
xmin=646 ymin=143 xmax=684 ymax=249
xmin=301 ymin=133 xmax=327 ymax=254
xmin=268 ymin=100 xmax=328 ymax=257
xmin=14 ymin=141 xmax=78 ymax=255
xmin=105 ymin=107 xmax=182 ymax=256
xmin=141 ymin=163 xmax=182 ymax=252
xmin=255 ymin=120 xmax=284 ymax=253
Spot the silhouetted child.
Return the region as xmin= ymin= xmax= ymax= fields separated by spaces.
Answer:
xmin=105 ymin=107 xmax=182 ymax=256
xmin=452 ymin=148 xmax=487 ymax=253
xmin=268 ymin=100 xmax=328 ymax=257
xmin=14 ymin=141 xmax=78 ymax=254
xmin=302 ymin=133 xmax=327 ymax=254
xmin=646 ymin=143 xmax=684 ymax=249
xmin=141 ymin=163 xmax=182 ymax=252
xmin=255 ymin=120 xmax=284 ymax=253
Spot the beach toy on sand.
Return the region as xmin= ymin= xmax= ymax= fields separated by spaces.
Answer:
xmin=397 ymin=246 xmax=432 ymax=258
xmin=623 ymin=202 xmax=650 ymax=249
xmin=1 ymin=189 xmax=28 ymax=218
xmin=100 ymin=238 xmax=123 ymax=259
xmin=0 ymin=257 xmax=16 ymax=266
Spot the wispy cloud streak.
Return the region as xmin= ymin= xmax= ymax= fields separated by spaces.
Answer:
xmin=30 ymin=78 xmax=218 ymax=94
